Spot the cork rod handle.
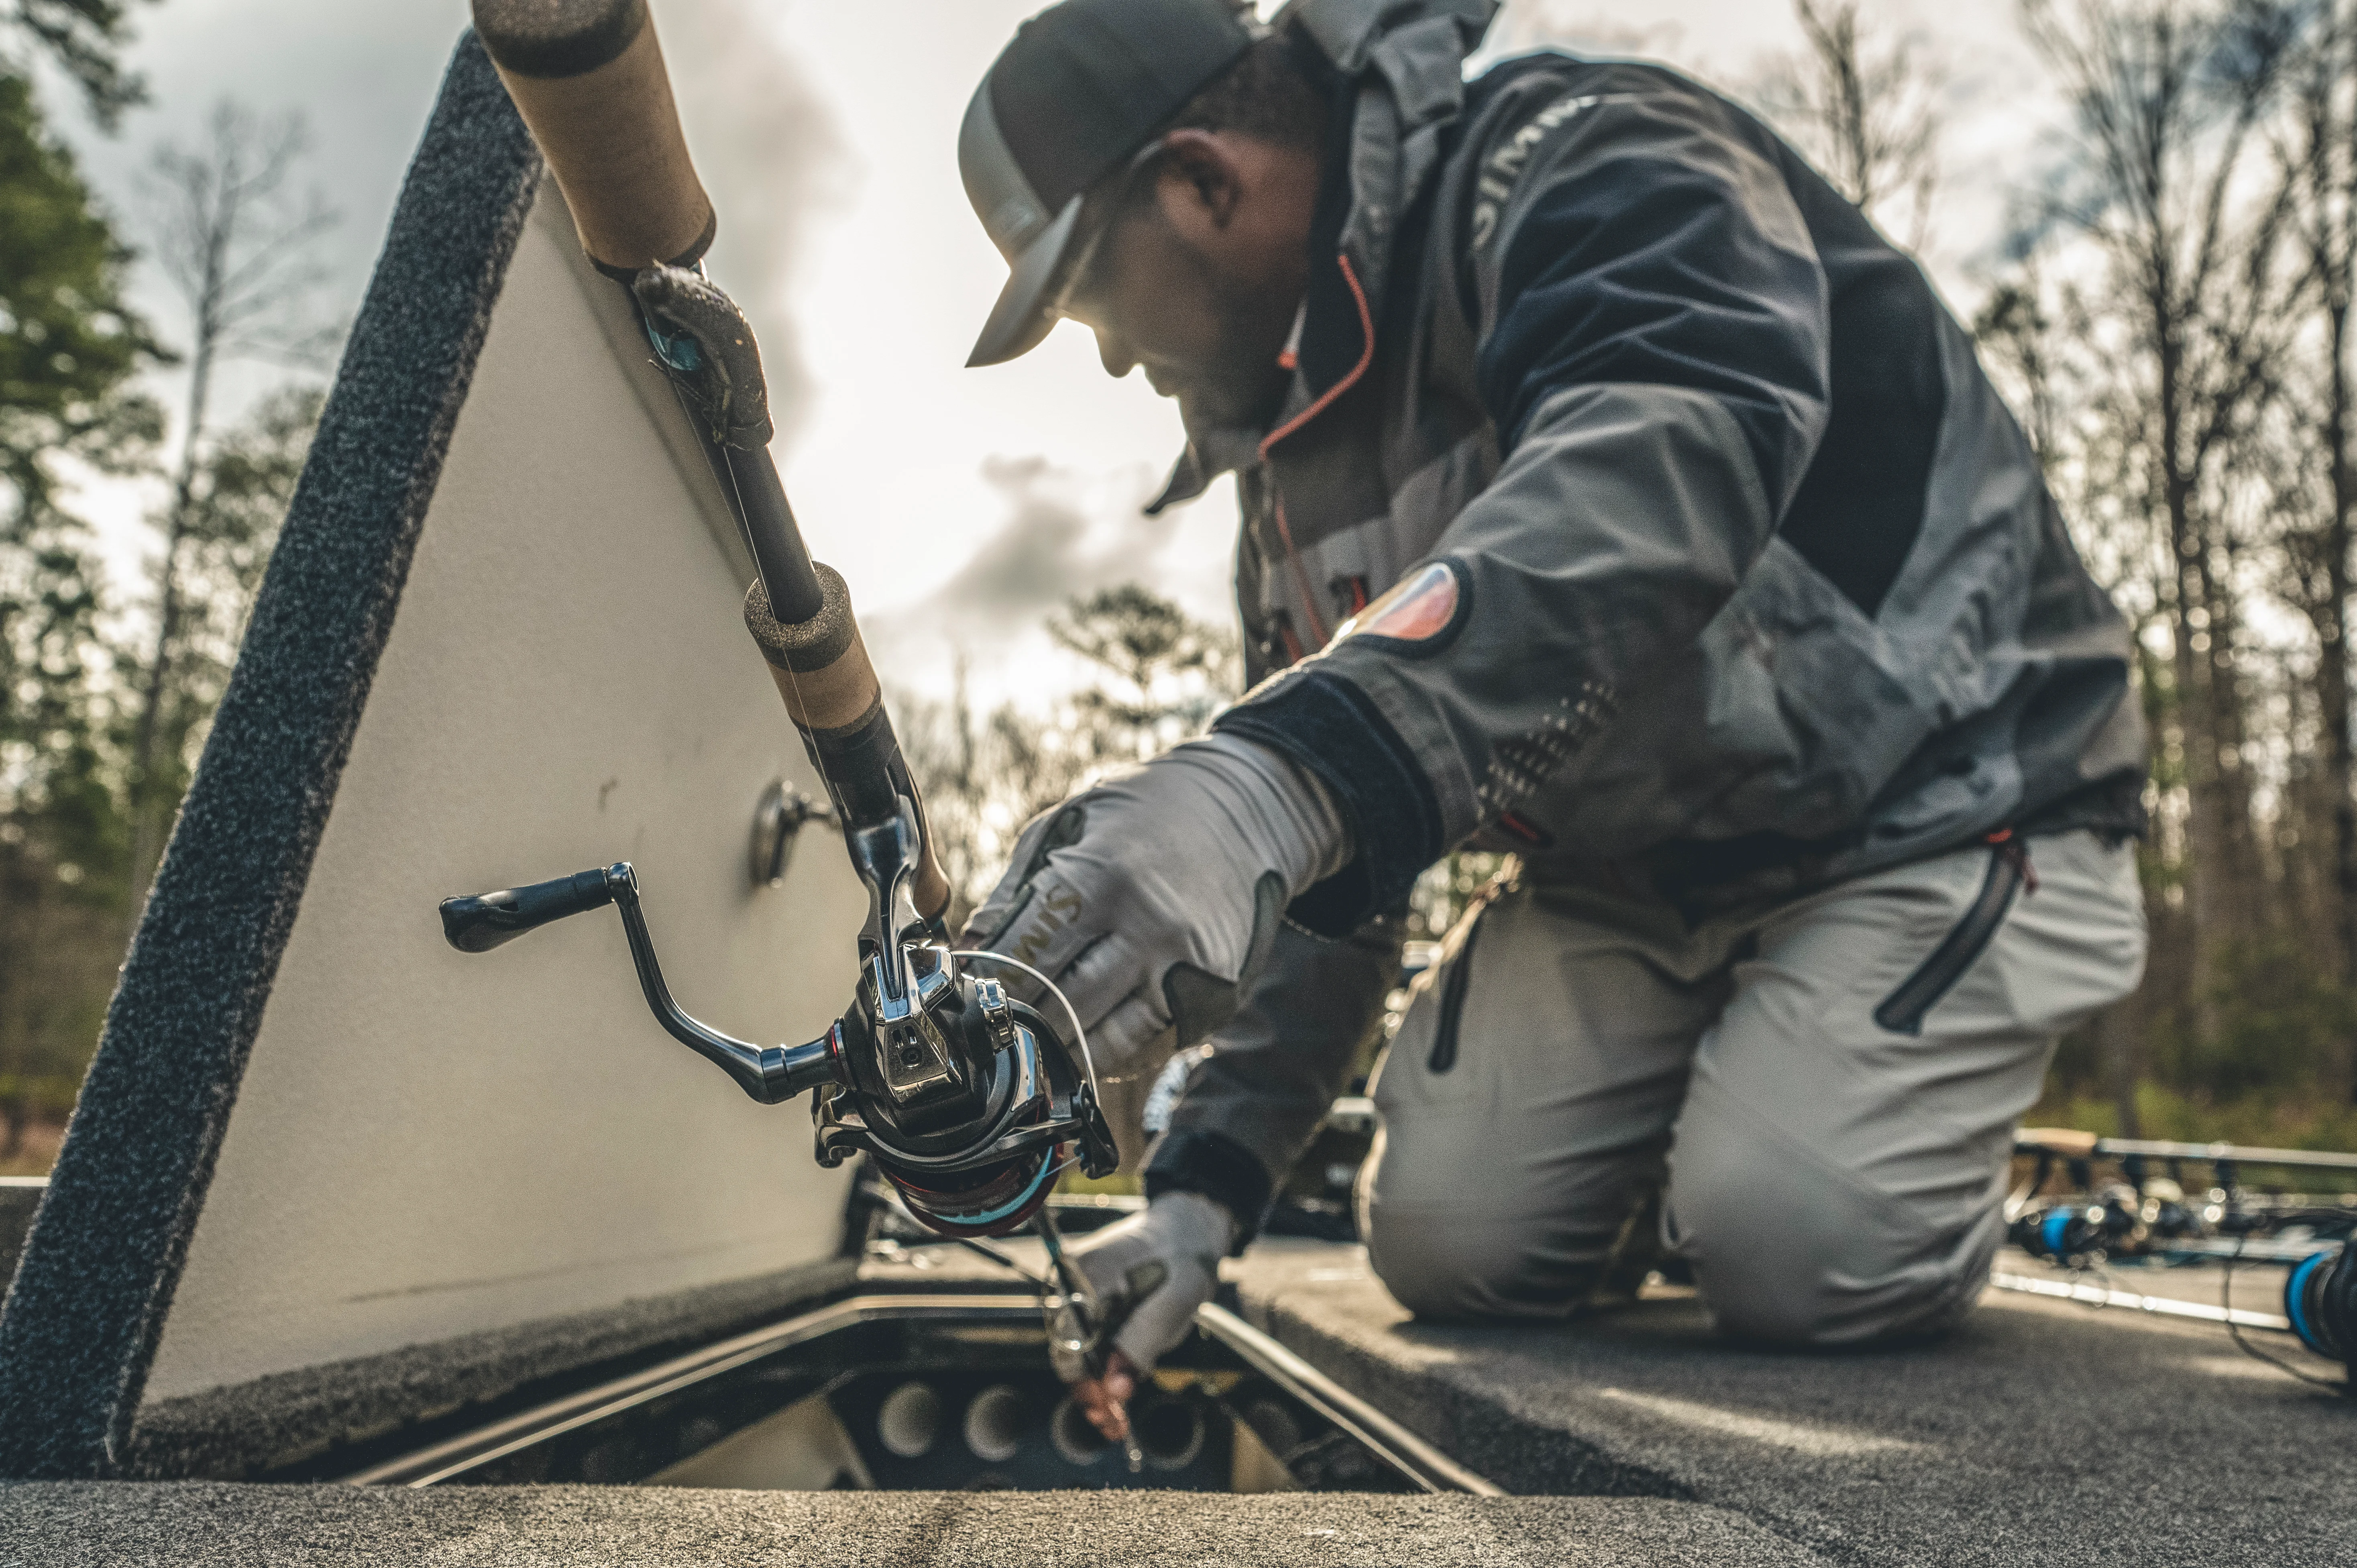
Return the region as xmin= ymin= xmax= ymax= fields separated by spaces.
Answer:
xmin=743 ymin=572 xmax=951 ymax=922
xmin=472 ymin=0 xmax=715 ymax=273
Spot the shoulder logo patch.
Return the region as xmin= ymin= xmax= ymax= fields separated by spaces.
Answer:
xmin=1337 ymin=560 xmax=1461 ymax=645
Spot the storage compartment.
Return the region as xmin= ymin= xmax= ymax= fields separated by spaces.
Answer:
xmin=338 ymin=1291 xmax=1432 ymax=1494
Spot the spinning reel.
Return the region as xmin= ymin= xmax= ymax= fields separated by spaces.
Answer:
xmin=2007 ymin=1184 xmax=2146 ymax=1268
xmin=2011 ymin=1131 xmax=2357 ymax=1387
xmin=439 ymin=800 xmax=1118 ymax=1238
xmin=2284 ymin=1243 xmax=2357 ymax=1373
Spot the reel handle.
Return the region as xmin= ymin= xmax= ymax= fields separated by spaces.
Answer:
xmin=440 ymin=866 xmax=617 ymax=953
xmin=439 ymin=861 xmax=842 ymax=1104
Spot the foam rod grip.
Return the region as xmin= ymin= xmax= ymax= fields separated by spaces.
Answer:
xmin=745 ymin=568 xmax=952 ymax=922
xmin=473 ymin=0 xmax=715 ymax=273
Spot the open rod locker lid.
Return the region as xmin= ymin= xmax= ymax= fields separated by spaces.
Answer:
xmin=0 ymin=32 xmax=868 ymax=1481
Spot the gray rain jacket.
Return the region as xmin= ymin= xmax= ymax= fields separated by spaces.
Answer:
xmin=1146 ymin=0 xmax=2148 ymax=1232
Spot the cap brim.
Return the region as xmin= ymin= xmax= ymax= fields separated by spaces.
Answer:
xmin=966 ymin=195 xmax=1084 ymax=369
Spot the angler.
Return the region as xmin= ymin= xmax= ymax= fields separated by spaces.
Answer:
xmin=955 ymin=0 xmax=2151 ymax=1438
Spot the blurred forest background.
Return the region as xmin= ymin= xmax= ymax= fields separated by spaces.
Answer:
xmin=9 ymin=0 xmax=2357 ymax=1173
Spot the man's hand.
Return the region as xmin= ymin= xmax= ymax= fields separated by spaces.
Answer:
xmin=963 ymin=733 xmax=1349 ymax=1072
xmin=1052 ymin=1192 xmax=1237 ymax=1439
xmin=1070 ymin=1350 xmax=1144 ymax=1442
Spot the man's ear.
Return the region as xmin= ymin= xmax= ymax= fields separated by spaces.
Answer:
xmin=1160 ymin=128 xmax=1245 ymax=229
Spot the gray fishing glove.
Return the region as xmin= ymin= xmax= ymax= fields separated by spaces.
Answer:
xmin=1053 ymin=1191 xmax=1237 ymax=1385
xmin=963 ymin=732 xmax=1351 ymax=1073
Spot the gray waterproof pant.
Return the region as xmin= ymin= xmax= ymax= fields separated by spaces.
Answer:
xmin=1360 ymin=831 xmax=2146 ymax=1344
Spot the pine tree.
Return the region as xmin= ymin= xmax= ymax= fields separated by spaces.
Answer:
xmin=0 ymin=60 xmax=159 ymax=1151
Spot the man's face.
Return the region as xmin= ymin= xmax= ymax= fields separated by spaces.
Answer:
xmin=1054 ymin=132 xmax=1319 ymax=434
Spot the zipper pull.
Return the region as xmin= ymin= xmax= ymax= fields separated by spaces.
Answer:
xmin=1987 ymin=829 xmax=2039 ymax=896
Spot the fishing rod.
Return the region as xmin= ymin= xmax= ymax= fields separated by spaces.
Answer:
xmin=433 ymin=0 xmax=1115 ymax=1250
xmin=2009 ymin=1126 xmax=2357 ymax=1260
xmin=2016 ymin=1127 xmax=2357 ymax=1177
xmin=2007 ymin=1127 xmax=2357 ymax=1388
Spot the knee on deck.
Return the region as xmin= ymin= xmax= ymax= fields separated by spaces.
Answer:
xmin=1667 ymin=1134 xmax=2001 ymax=1346
xmin=1361 ymin=1201 xmax=1615 ymax=1322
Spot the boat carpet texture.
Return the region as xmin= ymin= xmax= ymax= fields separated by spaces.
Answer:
xmin=0 ymin=1485 xmax=1823 ymax=1567
xmin=1226 ymin=1241 xmax=2357 ymax=1568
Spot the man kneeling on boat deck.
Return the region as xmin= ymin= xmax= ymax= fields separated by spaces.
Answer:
xmin=955 ymin=0 xmax=2150 ymax=1437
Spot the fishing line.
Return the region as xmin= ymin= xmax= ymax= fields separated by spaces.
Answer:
xmin=2224 ymin=1231 xmax=2343 ymax=1388
xmin=951 ymin=949 xmax=1103 ymax=1105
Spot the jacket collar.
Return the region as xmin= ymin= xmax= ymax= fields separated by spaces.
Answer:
xmin=1147 ymin=0 xmax=1497 ymax=515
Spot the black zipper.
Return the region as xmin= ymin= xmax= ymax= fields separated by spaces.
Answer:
xmin=1428 ymin=915 xmax=1485 ymax=1074
xmin=1872 ymin=835 xmax=2036 ymax=1037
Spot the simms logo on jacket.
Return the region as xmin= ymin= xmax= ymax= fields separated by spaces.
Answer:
xmin=1471 ymin=92 xmax=1599 ymax=250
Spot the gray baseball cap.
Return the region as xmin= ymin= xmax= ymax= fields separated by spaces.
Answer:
xmin=960 ymin=0 xmax=1260 ymax=368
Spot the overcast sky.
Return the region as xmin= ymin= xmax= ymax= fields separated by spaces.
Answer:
xmin=42 ymin=0 xmax=2058 ymax=710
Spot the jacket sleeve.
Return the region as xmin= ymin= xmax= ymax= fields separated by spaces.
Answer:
xmin=1144 ymin=915 xmax=1402 ymax=1243
xmin=1217 ymin=79 xmax=1830 ymax=933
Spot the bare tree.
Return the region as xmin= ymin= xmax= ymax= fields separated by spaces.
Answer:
xmin=898 ymin=586 xmax=1242 ymax=922
xmin=2276 ymin=0 xmax=2357 ymax=1006
xmin=131 ymin=383 xmax=321 ymax=808
xmin=1478 ymin=4 xmax=1684 ymax=63
xmin=1753 ymin=0 xmax=1945 ymax=247
xmin=2017 ymin=0 xmax=2308 ymax=1049
xmin=1976 ymin=277 xmax=2065 ymax=464
xmin=125 ymin=100 xmax=334 ymax=920
xmin=1048 ymin=584 xmax=1241 ymax=768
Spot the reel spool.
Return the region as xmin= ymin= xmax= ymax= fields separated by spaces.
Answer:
xmin=2284 ymin=1242 xmax=2357 ymax=1374
xmin=812 ymin=958 xmax=1110 ymax=1238
xmin=2009 ymin=1183 xmax=2145 ymax=1267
